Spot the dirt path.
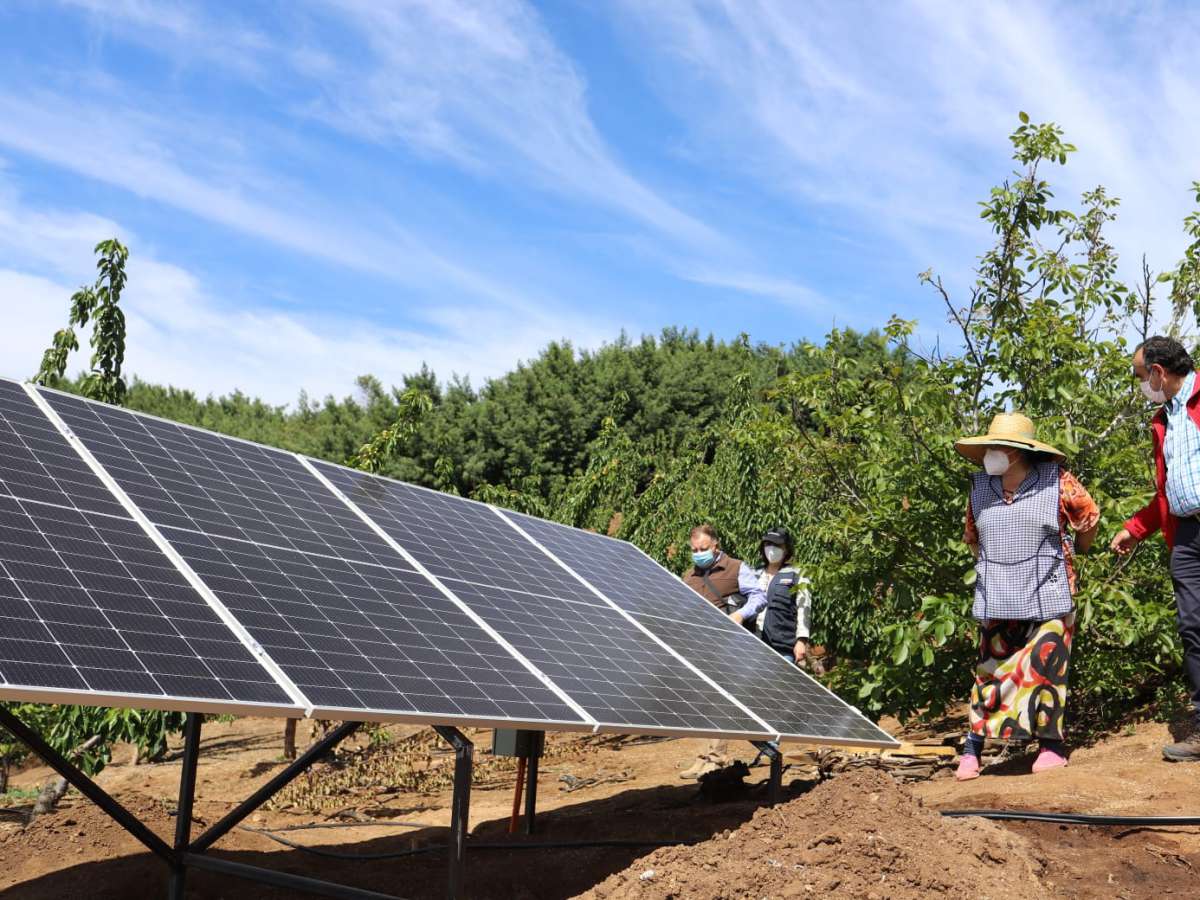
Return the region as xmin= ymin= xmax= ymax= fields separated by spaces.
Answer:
xmin=0 ymin=717 xmax=1197 ymax=898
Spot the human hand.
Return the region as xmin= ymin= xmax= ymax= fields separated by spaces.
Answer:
xmin=728 ymin=611 xmax=744 ymax=625
xmin=1110 ymin=528 xmax=1139 ymax=556
xmin=793 ymin=641 xmax=808 ymax=665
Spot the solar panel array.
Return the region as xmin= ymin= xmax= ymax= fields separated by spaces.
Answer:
xmin=0 ymin=380 xmax=296 ymax=712
xmin=0 ymin=377 xmax=895 ymax=747
xmin=40 ymin=389 xmax=583 ymax=729
xmin=312 ymin=462 xmax=768 ymax=737
xmin=504 ymin=511 xmax=895 ymax=746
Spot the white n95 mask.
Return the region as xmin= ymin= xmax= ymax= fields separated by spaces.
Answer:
xmin=983 ymin=449 xmax=1011 ymax=476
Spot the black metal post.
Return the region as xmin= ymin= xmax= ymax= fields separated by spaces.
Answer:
xmin=0 ymin=705 xmax=174 ymax=862
xmin=433 ymin=726 xmax=473 ymax=900
xmin=168 ymin=713 xmax=203 ymax=900
xmin=523 ymin=751 xmax=538 ymax=836
xmin=751 ymin=740 xmax=783 ymax=807
xmin=190 ymin=720 xmax=361 ymax=853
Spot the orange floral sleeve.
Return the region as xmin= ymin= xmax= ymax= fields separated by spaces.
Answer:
xmin=1059 ymin=470 xmax=1100 ymax=534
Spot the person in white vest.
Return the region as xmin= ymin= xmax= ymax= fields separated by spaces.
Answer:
xmin=952 ymin=414 xmax=1100 ymax=781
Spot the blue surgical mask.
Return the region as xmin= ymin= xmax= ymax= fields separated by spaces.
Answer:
xmin=692 ymin=549 xmax=715 ymax=568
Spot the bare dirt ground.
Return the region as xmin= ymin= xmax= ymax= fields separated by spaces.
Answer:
xmin=0 ymin=716 xmax=1197 ymax=899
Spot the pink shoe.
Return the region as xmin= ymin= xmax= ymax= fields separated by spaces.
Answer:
xmin=1032 ymin=747 xmax=1068 ymax=773
xmin=954 ymin=755 xmax=981 ymax=781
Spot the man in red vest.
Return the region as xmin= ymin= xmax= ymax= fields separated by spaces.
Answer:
xmin=1112 ymin=336 xmax=1200 ymax=762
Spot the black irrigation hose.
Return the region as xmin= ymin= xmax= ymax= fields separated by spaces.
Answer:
xmin=941 ymin=809 xmax=1200 ymax=827
xmin=237 ymin=808 xmax=1200 ymax=863
xmin=237 ymin=825 xmax=699 ymax=861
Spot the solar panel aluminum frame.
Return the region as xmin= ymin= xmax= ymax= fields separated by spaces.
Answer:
xmin=3 ymin=383 xmax=307 ymax=720
xmin=492 ymin=506 xmax=778 ymax=743
xmin=28 ymin=383 xmax=594 ymax=735
xmin=621 ymin=538 xmax=899 ymax=750
xmin=302 ymin=457 xmax=775 ymax=742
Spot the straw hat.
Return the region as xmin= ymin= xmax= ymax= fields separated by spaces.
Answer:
xmin=954 ymin=413 xmax=1065 ymax=464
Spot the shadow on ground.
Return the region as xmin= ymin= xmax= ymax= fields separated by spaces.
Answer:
xmin=0 ymin=778 xmax=785 ymax=900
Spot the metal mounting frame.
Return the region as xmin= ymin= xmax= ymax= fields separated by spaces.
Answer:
xmin=0 ymin=708 xmax=492 ymax=900
xmin=751 ymin=740 xmax=785 ymax=806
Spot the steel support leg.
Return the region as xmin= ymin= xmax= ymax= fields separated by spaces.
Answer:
xmin=0 ymin=705 xmax=174 ymax=862
xmin=523 ymin=751 xmax=539 ymax=835
xmin=190 ymin=720 xmax=361 ymax=853
xmin=168 ymin=713 xmax=203 ymax=900
xmin=751 ymin=740 xmax=783 ymax=806
xmin=433 ymin=726 xmax=473 ymax=900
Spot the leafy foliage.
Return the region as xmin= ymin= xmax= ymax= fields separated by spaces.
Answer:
xmin=35 ymin=238 xmax=130 ymax=405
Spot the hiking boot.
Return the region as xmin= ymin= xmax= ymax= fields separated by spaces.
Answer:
xmin=1031 ymin=747 xmax=1068 ymax=773
xmin=1163 ymin=736 xmax=1200 ymax=762
xmin=954 ymin=755 xmax=980 ymax=781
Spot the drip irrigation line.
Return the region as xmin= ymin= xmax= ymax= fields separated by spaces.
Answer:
xmin=940 ymin=809 xmax=1200 ymax=827
xmin=237 ymin=825 xmax=699 ymax=861
xmin=235 ymin=808 xmax=1200 ymax=863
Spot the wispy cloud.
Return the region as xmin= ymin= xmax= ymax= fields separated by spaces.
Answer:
xmin=615 ymin=0 xmax=1200 ymax=301
xmin=0 ymin=186 xmax=615 ymax=403
xmin=304 ymin=0 xmax=724 ymax=249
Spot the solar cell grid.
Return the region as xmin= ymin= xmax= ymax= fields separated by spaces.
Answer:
xmin=43 ymin=395 xmax=404 ymax=568
xmin=310 ymin=461 xmax=770 ymax=737
xmin=505 ymin=510 xmax=897 ymax=746
xmin=38 ymin=388 xmax=585 ymax=728
xmin=0 ymin=380 xmax=295 ymax=711
xmin=312 ymin=463 xmax=599 ymax=602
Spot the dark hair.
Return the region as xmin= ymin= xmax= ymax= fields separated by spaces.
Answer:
xmin=1138 ymin=335 xmax=1195 ymax=376
xmin=689 ymin=524 xmax=720 ymax=545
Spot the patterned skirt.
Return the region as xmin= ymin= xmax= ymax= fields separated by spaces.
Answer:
xmin=969 ymin=612 xmax=1075 ymax=741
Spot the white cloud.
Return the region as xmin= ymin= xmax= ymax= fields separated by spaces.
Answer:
xmin=615 ymin=0 xmax=1200 ymax=308
xmin=308 ymin=0 xmax=723 ymax=249
xmin=0 ymin=191 xmax=615 ymax=404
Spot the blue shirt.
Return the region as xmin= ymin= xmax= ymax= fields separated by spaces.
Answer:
xmin=1163 ymin=370 xmax=1200 ymax=516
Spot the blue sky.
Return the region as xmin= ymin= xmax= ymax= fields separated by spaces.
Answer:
xmin=1 ymin=1 xmax=1199 ymax=403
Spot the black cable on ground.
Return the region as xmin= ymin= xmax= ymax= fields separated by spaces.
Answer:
xmin=940 ymin=809 xmax=1200 ymax=827
xmin=235 ymin=808 xmax=1200 ymax=862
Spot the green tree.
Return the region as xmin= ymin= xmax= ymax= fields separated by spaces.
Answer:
xmin=35 ymin=238 xmax=130 ymax=405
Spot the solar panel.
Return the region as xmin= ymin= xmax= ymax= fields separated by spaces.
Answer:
xmin=502 ymin=511 xmax=897 ymax=747
xmin=308 ymin=461 xmax=772 ymax=739
xmin=0 ymin=379 xmax=298 ymax=714
xmin=39 ymin=387 xmax=586 ymax=730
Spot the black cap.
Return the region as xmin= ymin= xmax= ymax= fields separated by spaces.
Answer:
xmin=761 ymin=527 xmax=793 ymax=547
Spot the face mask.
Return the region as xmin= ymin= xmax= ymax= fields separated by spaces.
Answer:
xmin=1141 ymin=373 xmax=1167 ymax=404
xmin=983 ymin=449 xmax=1011 ymax=476
xmin=764 ymin=545 xmax=785 ymax=565
xmin=692 ymin=549 xmax=715 ymax=568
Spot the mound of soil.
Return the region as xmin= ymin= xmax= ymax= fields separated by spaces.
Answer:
xmin=582 ymin=768 xmax=1047 ymax=900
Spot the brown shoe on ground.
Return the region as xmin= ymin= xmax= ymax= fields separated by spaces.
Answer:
xmin=1163 ymin=737 xmax=1200 ymax=762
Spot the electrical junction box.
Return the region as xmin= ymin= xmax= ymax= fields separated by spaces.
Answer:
xmin=491 ymin=729 xmax=545 ymax=758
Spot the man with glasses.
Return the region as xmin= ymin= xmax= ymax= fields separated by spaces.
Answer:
xmin=1112 ymin=335 xmax=1200 ymax=762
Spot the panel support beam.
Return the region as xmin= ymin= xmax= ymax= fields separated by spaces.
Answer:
xmin=0 ymin=705 xmax=174 ymax=863
xmin=751 ymin=740 xmax=784 ymax=807
xmin=434 ymin=726 xmax=473 ymax=900
xmin=190 ymin=720 xmax=361 ymax=852
xmin=168 ymin=712 xmax=202 ymax=900
xmin=524 ymin=749 xmax=539 ymax=835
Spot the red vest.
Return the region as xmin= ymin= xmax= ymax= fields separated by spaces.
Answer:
xmin=1125 ymin=374 xmax=1200 ymax=549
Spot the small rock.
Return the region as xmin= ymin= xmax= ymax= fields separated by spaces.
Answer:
xmin=638 ymin=870 xmax=655 ymax=882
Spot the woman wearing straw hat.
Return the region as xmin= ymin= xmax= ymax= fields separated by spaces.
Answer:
xmin=953 ymin=413 xmax=1100 ymax=780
